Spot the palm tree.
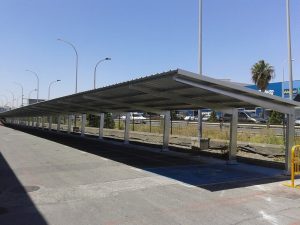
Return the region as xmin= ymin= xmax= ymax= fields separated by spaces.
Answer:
xmin=251 ymin=60 xmax=275 ymax=92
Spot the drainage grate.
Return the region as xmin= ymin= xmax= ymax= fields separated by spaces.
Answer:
xmin=0 ymin=207 xmax=8 ymax=215
xmin=10 ymin=186 xmax=40 ymax=193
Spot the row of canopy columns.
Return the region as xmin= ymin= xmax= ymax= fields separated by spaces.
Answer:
xmin=5 ymin=108 xmax=296 ymax=173
xmin=8 ymin=111 xmax=173 ymax=150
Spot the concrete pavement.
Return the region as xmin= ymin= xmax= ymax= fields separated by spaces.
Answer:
xmin=0 ymin=125 xmax=300 ymax=225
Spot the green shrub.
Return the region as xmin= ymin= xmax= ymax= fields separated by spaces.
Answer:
xmin=269 ymin=111 xmax=283 ymax=125
xmin=87 ymin=114 xmax=99 ymax=127
xmin=208 ymin=111 xmax=218 ymax=122
xmin=105 ymin=113 xmax=115 ymax=129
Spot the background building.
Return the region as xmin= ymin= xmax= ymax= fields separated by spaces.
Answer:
xmin=28 ymin=99 xmax=45 ymax=105
xmin=246 ymin=80 xmax=300 ymax=99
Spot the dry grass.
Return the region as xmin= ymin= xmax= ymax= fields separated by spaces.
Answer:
xmin=116 ymin=122 xmax=287 ymax=145
xmin=72 ymin=120 xmax=300 ymax=146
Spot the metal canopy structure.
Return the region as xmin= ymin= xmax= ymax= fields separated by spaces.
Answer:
xmin=1 ymin=69 xmax=299 ymax=117
xmin=2 ymin=69 xmax=300 ymax=172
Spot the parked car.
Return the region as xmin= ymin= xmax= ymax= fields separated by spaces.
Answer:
xmin=120 ymin=112 xmax=147 ymax=123
xmin=175 ymin=114 xmax=185 ymax=120
xmin=246 ymin=114 xmax=267 ymax=124
xmin=295 ymin=118 xmax=300 ymax=126
xmin=184 ymin=116 xmax=195 ymax=121
xmin=221 ymin=111 xmax=266 ymax=124
xmin=202 ymin=114 xmax=210 ymax=122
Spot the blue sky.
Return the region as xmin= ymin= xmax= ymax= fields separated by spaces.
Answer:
xmin=0 ymin=0 xmax=299 ymax=104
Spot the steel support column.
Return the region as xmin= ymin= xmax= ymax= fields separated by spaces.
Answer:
xmin=48 ymin=116 xmax=52 ymax=131
xmin=57 ymin=115 xmax=61 ymax=132
xmin=163 ymin=111 xmax=171 ymax=151
xmin=81 ymin=113 xmax=86 ymax=137
xmin=124 ymin=112 xmax=130 ymax=144
xmin=286 ymin=112 xmax=295 ymax=173
xmin=229 ymin=108 xmax=238 ymax=163
xmin=198 ymin=109 xmax=203 ymax=139
xmin=68 ymin=115 xmax=72 ymax=134
xmin=36 ymin=117 xmax=40 ymax=128
xmin=99 ymin=113 xmax=104 ymax=140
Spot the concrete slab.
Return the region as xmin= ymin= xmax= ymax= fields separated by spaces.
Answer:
xmin=0 ymin=126 xmax=300 ymax=225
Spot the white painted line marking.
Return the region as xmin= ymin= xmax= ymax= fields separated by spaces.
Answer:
xmin=260 ymin=196 xmax=272 ymax=202
xmin=219 ymin=190 xmax=225 ymax=197
xmin=99 ymin=157 xmax=109 ymax=161
xmin=178 ymin=183 xmax=196 ymax=188
xmin=259 ymin=210 xmax=278 ymax=225
xmin=130 ymin=167 xmax=142 ymax=172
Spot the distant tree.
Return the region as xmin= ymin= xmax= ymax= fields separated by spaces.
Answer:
xmin=171 ymin=111 xmax=176 ymax=120
xmin=87 ymin=114 xmax=99 ymax=127
xmin=269 ymin=111 xmax=283 ymax=125
xmin=104 ymin=113 xmax=115 ymax=129
xmin=251 ymin=60 xmax=275 ymax=92
xmin=209 ymin=111 xmax=218 ymax=122
xmin=87 ymin=113 xmax=115 ymax=128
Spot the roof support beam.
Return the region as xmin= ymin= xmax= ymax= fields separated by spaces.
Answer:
xmin=82 ymin=95 xmax=161 ymax=114
xmin=174 ymin=76 xmax=294 ymax=114
xmin=30 ymin=106 xmax=63 ymax=114
xmin=56 ymin=101 xmax=101 ymax=113
xmin=129 ymin=85 xmax=231 ymax=112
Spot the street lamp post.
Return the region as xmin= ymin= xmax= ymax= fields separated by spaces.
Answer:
xmin=28 ymin=89 xmax=37 ymax=105
xmin=26 ymin=69 xmax=39 ymax=103
xmin=199 ymin=0 xmax=203 ymax=78
xmin=0 ymin=95 xmax=8 ymax=106
xmin=13 ymin=82 xmax=24 ymax=107
xmin=7 ymin=90 xmax=15 ymax=109
xmin=94 ymin=57 xmax=111 ymax=89
xmin=57 ymin=38 xmax=78 ymax=93
xmin=198 ymin=0 xmax=203 ymax=144
xmin=48 ymin=80 xmax=61 ymax=100
xmin=286 ymin=0 xmax=293 ymax=100
xmin=282 ymin=59 xmax=295 ymax=98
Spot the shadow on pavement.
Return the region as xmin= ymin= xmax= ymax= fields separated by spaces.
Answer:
xmin=5 ymin=124 xmax=290 ymax=192
xmin=0 ymin=152 xmax=48 ymax=225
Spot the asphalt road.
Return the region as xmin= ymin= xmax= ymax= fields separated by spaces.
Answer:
xmin=0 ymin=125 xmax=300 ymax=225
